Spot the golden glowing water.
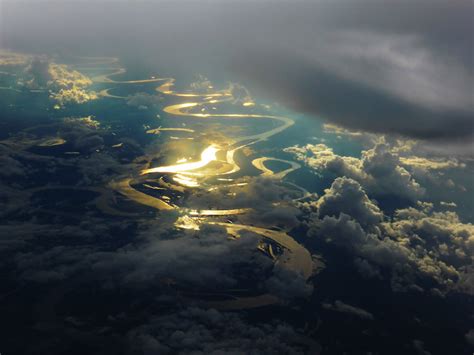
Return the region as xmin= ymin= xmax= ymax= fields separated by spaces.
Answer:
xmin=78 ymin=57 xmax=317 ymax=309
xmin=140 ymin=145 xmax=219 ymax=175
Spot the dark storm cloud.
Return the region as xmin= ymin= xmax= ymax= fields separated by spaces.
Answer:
xmin=3 ymin=0 xmax=471 ymax=139
xmin=231 ymin=0 xmax=473 ymax=143
xmin=235 ymin=52 xmax=473 ymax=141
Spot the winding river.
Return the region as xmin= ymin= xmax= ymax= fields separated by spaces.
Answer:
xmin=74 ymin=57 xmax=317 ymax=309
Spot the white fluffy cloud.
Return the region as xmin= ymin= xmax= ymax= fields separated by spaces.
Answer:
xmin=285 ymin=142 xmax=424 ymax=201
xmin=20 ymin=56 xmax=98 ymax=106
xmin=316 ymin=177 xmax=383 ymax=228
xmin=10 ymin=218 xmax=312 ymax=304
xmin=91 ymin=224 xmax=272 ymax=289
xmin=304 ymin=177 xmax=472 ymax=294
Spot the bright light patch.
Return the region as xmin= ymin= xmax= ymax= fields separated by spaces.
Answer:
xmin=141 ymin=145 xmax=219 ymax=175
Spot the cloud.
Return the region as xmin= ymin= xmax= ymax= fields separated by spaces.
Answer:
xmin=126 ymin=93 xmax=162 ymax=110
xmin=388 ymin=208 xmax=474 ymax=270
xmin=187 ymin=177 xmax=302 ymax=226
xmin=304 ymin=178 xmax=472 ymax=293
xmin=76 ymin=152 xmax=122 ymax=185
xmin=60 ymin=116 xmax=108 ymax=154
xmin=18 ymin=57 xmax=98 ymax=106
xmin=9 ymin=217 xmax=310 ymax=302
xmin=458 ymin=266 xmax=474 ymax=296
xmin=91 ymin=224 xmax=273 ymax=290
xmin=230 ymin=1 xmax=473 ymax=145
xmin=242 ymin=205 xmax=301 ymax=228
xmin=90 ymin=223 xmax=311 ymax=301
xmin=189 ymin=177 xmax=299 ymax=208
xmin=354 ymin=258 xmax=382 ymax=279
xmin=315 ymin=213 xmax=457 ymax=293
xmin=0 ymin=120 xmax=309 ymax=302
xmin=265 ymin=263 xmax=313 ymax=301
xmin=465 ymin=329 xmax=474 ymax=346
xmin=323 ymin=123 xmax=474 ymax=159
xmin=0 ymin=183 xmax=30 ymax=219
xmin=47 ymin=63 xmax=98 ymax=106
xmin=127 ymin=307 xmax=312 ymax=354
xmin=362 ymin=143 xmax=425 ymax=200
xmin=22 ymin=56 xmax=51 ymax=88
xmin=399 ymin=156 xmax=465 ymax=171
xmin=5 ymin=1 xmax=473 ymax=143
xmin=316 ymin=177 xmax=383 ymax=228
xmin=9 ymin=218 xmax=131 ymax=283
xmin=285 ymin=142 xmax=424 ymax=201
xmin=0 ymin=151 xmax=26 ymax=178
xmin=15 ymin=244 xmax=95 ymax=283
xmin=237 ymin=51 xmax=472 ymax=142
xmin=322 ymin=300 xmax=374 ymax=320
xmin=0 ymin=50 xmax=30 ymax=66
xmin=412 ymin=340 xmax=432 ymax=355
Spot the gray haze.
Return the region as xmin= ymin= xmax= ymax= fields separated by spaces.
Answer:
xmin=1 ymin=0 xmax=472 ymax=146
